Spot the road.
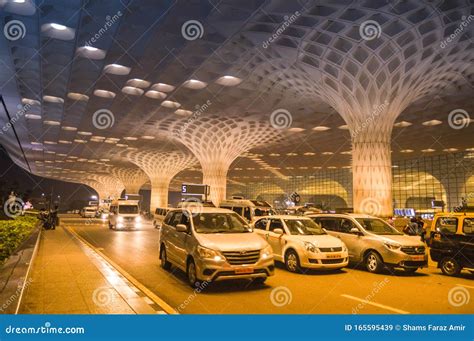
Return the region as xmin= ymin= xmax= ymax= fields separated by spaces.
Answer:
xmin=62 ymin=217 xmax=474 ymax=314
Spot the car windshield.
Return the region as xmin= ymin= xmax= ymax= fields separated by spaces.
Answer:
xmin=192 ymin=212 xmax=251 ymax=233
xmin=356 ymin=218 xmax=402 ymax=235
xmin=118 ymin=205 xmax=139 ymax=214
xmin=254 ymin=208 xmax=276 ymax=217
xmin=284 ymin=219 xmax=326 ymax=235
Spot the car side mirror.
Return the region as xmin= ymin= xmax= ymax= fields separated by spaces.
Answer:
xmin=350 ymin=227 xmax=361 ymax=235
xmin=273 ymin=228 xmax=284 ymax=235
xmin=176 ymin=224 xmax=188 ymax=233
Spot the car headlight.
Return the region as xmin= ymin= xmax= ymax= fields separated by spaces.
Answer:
xmin=197 ymin=246 xmax=223 ymax=261
xmin=384 ymin=242 xmax=401 ymax=250
xmin=342 ymin=245 xmax=348 ymax=252
xmin=261 ymin=244 xmax=273 ymax=259
xmin=134 ymin=216 xmax=141 ymax=223
xmin=117 ymin=216 xmax=124 ymax=222
xmin=304 ymin=241 xmax=318 ymax=253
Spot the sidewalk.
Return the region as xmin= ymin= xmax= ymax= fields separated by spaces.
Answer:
xmin=19 ymin=225 xmax=163 ymax=314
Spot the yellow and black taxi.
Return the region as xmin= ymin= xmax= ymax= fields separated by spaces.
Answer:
xmin=428 ymin=212 xmax=474 ymax=276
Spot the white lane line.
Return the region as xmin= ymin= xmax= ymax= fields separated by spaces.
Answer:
xmin=456 ymin=284 xmax=474 ymax=289
xmin=341 ymin=294 xmax=410 ymax=314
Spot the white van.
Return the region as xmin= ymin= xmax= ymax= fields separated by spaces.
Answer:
xmin=153 ymin=207 xmax=170 ymax=229
xmin=108 ymin=199 xmax=141 ymax=230
xmin=81 ymin=206 xmax=97 ymax=218
xmin=219 ymin=199 xmax=276 ymax=223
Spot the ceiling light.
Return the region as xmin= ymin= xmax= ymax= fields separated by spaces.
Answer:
xmin=44 ymin=120 xmax=60 ymax=126
xmin=215 ymin=75 xmax=242 ymax=87
xmin=94 ymin=89 xmax=116 ymax=98
xmin=340 ymin=151 xmax=352 ymax=155
xmin=76 ymin=46 xmax=106 ymax=60
xmin=175 ymin=109 xmax=193 ymax=116
xmin=41 ymin=23 xmax=75 ymax=40
xmin=338 ymin=125 xmax=349 ymax=130
xmin=400 ymin=149 xmax=414 ymax=153
xmin=322 ymin=152 xmax=334 ymax=155
xmin=116 ymin=144 xmax=128 ymax=147
xmin=30 ymin=142 xmax=42 ymax=145
xmin=77 ymin=131 xmax=92 ymax=136
xmin=394 ymin=121 xmax=412 ymax=128
xmin=74 ymin=139 xmax=87 ymax=143
xmin=104 ymin=64 xmax=131 ymax=75
xmin=304 ymin=152 xmax=316 ymax=156
xmin=269 ymin=153 xmax=280 ymax=156
xmin=161 ymin=100 xmax=181 ymax=109
xmin=141 ymin=135 xmax=155 ymax=140
xmin=286 ymin=152 xmax=298 ymax=156
xmin=422 ymin=119 xmax=442 ymax=126
xmin=288 ymin=127 xmax=305 ymax=132
xmin=122 ymin=86 xmax=144 ymax=96
xmin=443 ymin=148 xmax=458 ymax=152
xmin=421 ymin=148 xmax=435 ymax=152
xmin=123 ymin=137 xmax=138 ymax=141
xmin=67 ymin=92 xmax=89 ymax=101
xmin=50 ymin=23 xmax=67 ymax=30
xmin=327 ymin=166 xmax=337 ymax=169
xmin=126 ymin=79 xmax=150 ymax=88
xmin=22 ymin=98 xmax=40 ymax=106
xmin=145 ymin=90 xmax=167 ymax=100
xmin=43 ymin=95 xmax=64 ymax=104
xmin=58 ymin=140 xmax=72 ymax=144
xmin=312 ymin=126 xmax=331 ymax=131
xmin=466 ymin=147 xmax=474 ymax=151
xmin=61 ymin=126 xmax=77 ymax=131
xmin=151 ymin=83 xmax=175 ymax=92
xmin=25 ymin=114 xmax=41 ymax=120
xmin=182 ymin=79 xmax=207 ymax=89
xmin=44 ymin=141 xmax=57 ymax=145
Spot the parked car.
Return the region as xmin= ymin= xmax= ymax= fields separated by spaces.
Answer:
xmin=81 ymin=206 xmax=97 ymax=218
xmin=428 ymin=212 xmax=474 ymax=276
xmin=159 ymin=207 xmax=274 ymax=287
xmin=308 ymin=214 xmax=427 ymax=273
xmin=253 ymin=215 xmax=348 ymax=272
xmin=153 ymin=207 xmax=170 ymax=229
xmin=108 ymin=199 xmax=141 ymax=230
xmin=219 ymin=199 xmax=276 ymax=222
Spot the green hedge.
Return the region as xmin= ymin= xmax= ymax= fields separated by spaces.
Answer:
xmin=0 ymin=215 xmax=38 ymax=263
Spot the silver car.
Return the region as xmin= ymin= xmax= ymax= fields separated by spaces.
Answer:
xmin=308 ymin=214 xmax=428 ymax=273
xmin=159 ymin=207 xmax=274 ymax=287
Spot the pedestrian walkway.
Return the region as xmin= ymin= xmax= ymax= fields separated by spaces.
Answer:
xmin=19 ymin=224 xmax=166 ymax=314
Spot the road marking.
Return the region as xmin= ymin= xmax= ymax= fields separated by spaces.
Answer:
xmin=341 ymin=294 xmax=410 ymax=314
xmin=65 ymin=226 xmax=177 ymax=314
xmin=456 ymin=283 xmax=474 ymax=289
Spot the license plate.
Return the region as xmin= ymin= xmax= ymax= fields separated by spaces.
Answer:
xmin=326 ymin=254 xmax=342 ymax=259
xmin=235 ymin=268 xmax=254 ymax=274
xmin=411 ymin=255 xmax=425 ymax=261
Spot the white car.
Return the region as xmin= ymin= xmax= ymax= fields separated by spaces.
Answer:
xmin=253 ymin=215 xmax=349 ymax=272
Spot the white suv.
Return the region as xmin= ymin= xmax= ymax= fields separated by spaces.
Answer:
xmin=159 ymin=207 xmax=274 ymax=287
xmin=253 ymin=215 xmax=348 ymax=272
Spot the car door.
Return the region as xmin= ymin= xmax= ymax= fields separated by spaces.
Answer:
xmin=172 ymin=212 xmax=192 ymax=269
xmin=337 ymin=218 xmax=364 ymax=261
xmin=165 ymin=211 xmax=184 ymax=264
xmin=266 ymin=219 xmax=285 ymax=258
xmin=461 ymin=217 xmax=474 ymax=267
xmin=253 ymin=218 xmax=269 ymax=239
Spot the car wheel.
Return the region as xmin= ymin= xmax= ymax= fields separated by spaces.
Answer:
xmin=285 ymin=250 xmax=302 ymax=273
xmin=404 ymin=267 xmax=418 ymax=273
xmin=440 ymin=257 xmax=461 ymax=276
xmin=365 ymin=251 xmax=383 ymax=273
xmin=160 ymin=247 xmax=171 ymax=270
xmin=187 ymin=260 xmax=200 ymax=288
xmin=252 ymin=277 xmax=267 ymax=285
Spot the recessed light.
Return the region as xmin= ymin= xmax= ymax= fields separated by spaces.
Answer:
xmin=41 ymin=23 xmax=75 ymax=40
xmin=67 ymin=92 xmax=89 ymax=101
xmin=338 ymin=124 xmax=349 ymax=130
xmin=322 ymin=152 xmax=334 ymax=155
xmin=421 ymin=148 xmax=435 ymax=152
xmin=25 ymin=114 xmax=41 ymax=120
xmin=127 ymin=79 xmax=150 ymax=88
xmin=122 ymin=86 xmax=144 ymax=96
xmin=422 ymin=119 xmax=442 ymax=126
xmin=77 ymin=131 xmax=92 ymax=136
xmin=312 ymin=126 xmax=331 ymax=131
xmin=116 ymin=144 xmax=128 ymax=147
xmin=269 ymin=153 xmax=280 ymax=156
xmin=123 ymin=137 xmax=138 ymax=141
xmin=76 ymin=46 xmax=106 ymax=60
xmin=30 ymin=142 xmax=42 ymax=145
xmin=443 ymin=148 xmax=458 ymax=152
xmin=286 ymin=152 xmax=298 ymax=156
xmin=22 ymin=98 xmax=40 ymax=106
xmin=394 ymin=121 xmax=412 ymax=128
xmin=50 ymin=23 xmax=67 ymax=30
xmin=43 ymin=95 xmax=64 ymax=104
xmin=94 ymin=89 xmax=116 ymax=99
xmin=175 ymin=109 xmax=193 ymax=116
xmin=44 ymin=120 xmax=60 ymax=126
xmin=58 ymin=140 xmax=72 ymax=144
xmin=74 ymin=139 xmax=87 ymax=143
xmin=141 ymin=135 xmax=155 ymax=140
xmin=215 ymin=75 xmax=242 ymax=87
xmin=400 ymin=149 xmax=414 ymax=153
xmin=182 ymin=79 xmax=207 ymax=89
xmin=151 ymin=83 xmax=175 ymax=92
xmin=327 ymin=166 xmax=337 ymax=169
xmin=61 ymin=126 xmax=77 ymax=131
xmin=104 ymin=64 xmax=131 ymax=75
xmin=466 ymin=147 xmax=474 ymax=151
xmin=288 ymin=127 xmax=305 ymax=133
xmin=44 ymin=140 xmax=57 ymax=145
xmin=340 ymin=151 xmax=352 ymax=155
xmin=304 ymin=152 xmax=316 ymax=156
xmin=161 ymin=100 xmax=181 ymax=109
xmin=145 ymin=90 xmax=167 ymax=100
